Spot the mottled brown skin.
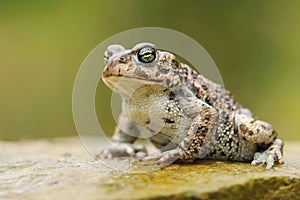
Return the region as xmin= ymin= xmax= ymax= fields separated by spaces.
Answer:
xmin=98 ymin=43 xmax=284 ymax=169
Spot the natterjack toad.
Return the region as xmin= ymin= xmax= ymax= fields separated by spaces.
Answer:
xmin=98 ymin=42 xmax=284 ymax=169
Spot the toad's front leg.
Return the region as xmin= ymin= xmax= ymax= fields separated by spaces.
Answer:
xmin=96 ymin=112 xmax=147 ymax=159
xmin=141 ymin=100 xmax=219 ymax=168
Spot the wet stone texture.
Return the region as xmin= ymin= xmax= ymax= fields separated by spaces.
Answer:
xmin=0 ymin=137 xmax=299 ymax=200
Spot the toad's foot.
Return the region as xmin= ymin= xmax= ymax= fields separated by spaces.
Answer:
xmin=251 ymin=138 xmax=284 ymax=170
xmin=96 ymin=143 xmax=147 ymax=159
xmin=140 ymin=148 xmax=183 ymax=168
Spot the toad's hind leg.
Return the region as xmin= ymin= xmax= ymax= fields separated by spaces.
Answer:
xmin=251 ymin=138 xmax=284 ymax=169
xmin=235 ymin=113 xmax=284 ymax=169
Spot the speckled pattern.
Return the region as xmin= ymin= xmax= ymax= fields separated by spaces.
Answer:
xmin=99 ymin=43 xmax=284 ymax=169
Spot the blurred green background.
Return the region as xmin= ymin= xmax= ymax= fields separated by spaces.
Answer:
xmin=0 ymin=1 xmax=299 ymax=140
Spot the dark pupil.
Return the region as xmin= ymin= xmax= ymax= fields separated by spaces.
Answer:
xmin=137 ymin=47 xmax=156 ymax=63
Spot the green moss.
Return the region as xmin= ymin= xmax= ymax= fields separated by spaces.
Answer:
xmin=99 ymin=161 xmax=300 ymax=200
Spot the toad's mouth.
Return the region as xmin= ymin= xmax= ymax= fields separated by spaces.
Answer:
xmin=102 ymin=75 xmax=163 ymax=90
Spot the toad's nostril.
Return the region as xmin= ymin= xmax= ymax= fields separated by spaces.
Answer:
xmin=119 ymin=56 xmax=127 ymax=63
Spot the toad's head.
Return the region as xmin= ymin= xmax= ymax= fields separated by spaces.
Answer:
xmin=102 ymin=43 xmax=184 ymax=95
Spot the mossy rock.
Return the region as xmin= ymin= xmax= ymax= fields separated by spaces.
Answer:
xmin=0 ymin=138 xmax=299 ymax=200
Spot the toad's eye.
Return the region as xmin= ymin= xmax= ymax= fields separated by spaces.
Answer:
xmin=137 ymin=47 xmax=156 ymax=63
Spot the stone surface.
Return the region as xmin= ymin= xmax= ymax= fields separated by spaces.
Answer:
xmin=0 ymin=137 xmax=299 ymax=200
